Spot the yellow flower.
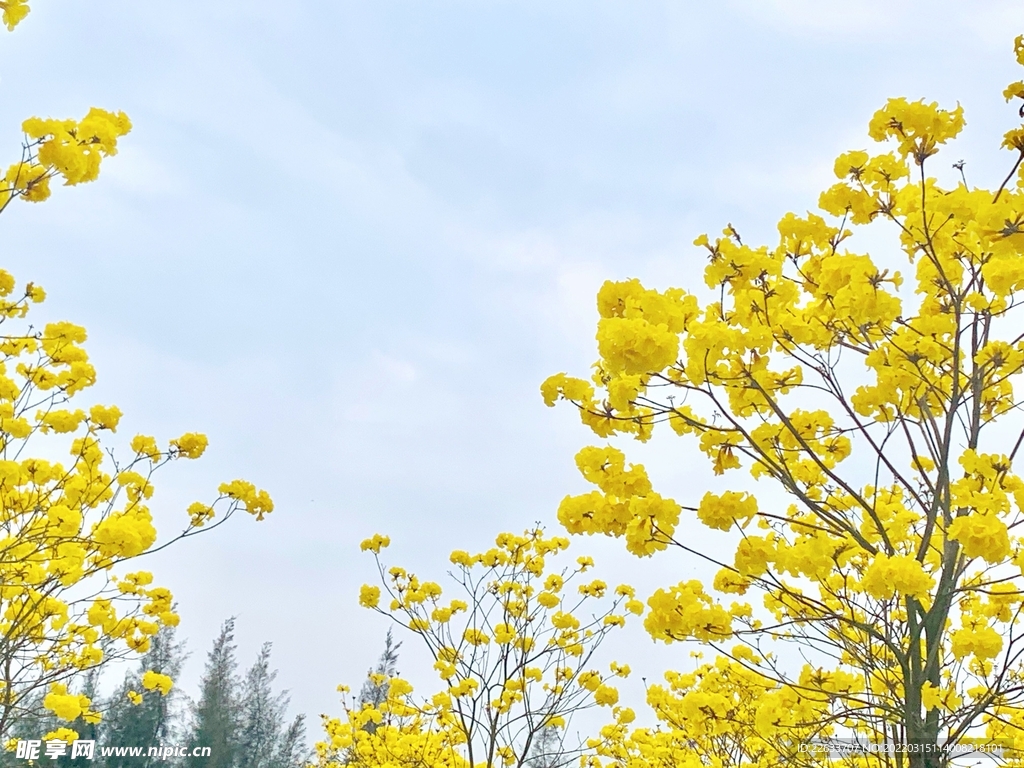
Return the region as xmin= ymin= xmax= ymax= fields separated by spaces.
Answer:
xmin=948 ymin=514 xmax=1010 ymax=564
xmin=431 ymin=606 xmax=453 ymax=623
xmin=551 ymin=612 xmax=580 ymax=630
xmin=434 ymin=659 xmax=457 ymax=679
xmin=187 ymin=501 xmax=215 ymax=527
xmin=463 ymin=628 xmax=490 ymax=646
xmin=449 ymin=549 xmax=472 ymax=566
xmin=360 ymin=534 xmax=391 ymax=554
xmin=697 ymin=491 xmax=758 ymax=532
xmin=88 ymin=404 xmax=122 ymax=431
xmin=833 ymin=149 xmax=869 ymax=179
xmin=596 ymin=317 xmax=679 ymax=376
xmin=130 ymin=434 xmax=161 ymax=461
xmin=540 ymin=373 xmax=595 ymax=407
xmin=594 ymin=684 xmax=619 ymax=706
xmin=358 ymin=585 xmax=381 ymax=609
xmin=645 ymin=581 xmax=733 ymax=643
xmin=537 ymin=591 xmax=559 ymax=608
xmin=1 ymin=0 xmax=30 ymax=31
xmin=43 ymin=684 xmax=86 ymax=721
xmin=494 ymin=623 xmax=515 ymax=645
xmin=170 ymin=432 xmax=208 ymax=459
xmin=861 ymin=554 xmax=933 ymax=600
xmin=578 ymin=579 xmax=607 ymax=597
xmin=577 ymin=670 xmax=601 ymax=691
xmin=734 ymin=536 xmax=774 ymax=577
xmin=609 ymin=662 xmax=631 ymax=677
xmin=43 ymin=728 xmax=80 ymax=745
xmin=867 ymin=97 xmax=965 ymax=160
xmin=951 ymin=626 xmax=1003 ymax=660
xmin=25 ymin=281 xmax=45 ymax=302
xmin=141 ymin=671 xmax=173 ymax=695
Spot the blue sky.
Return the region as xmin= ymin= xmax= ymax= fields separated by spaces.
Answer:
xmin=2 ymin=0 xmax=1024 ymax=731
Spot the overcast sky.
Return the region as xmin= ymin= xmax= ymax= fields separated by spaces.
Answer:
xmin=2 ymin=0 xmax=1024 ymax=733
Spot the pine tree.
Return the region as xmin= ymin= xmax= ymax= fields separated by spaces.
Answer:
xmin=271 ymin=714 xmax=308 ymax=768
xmin=332 ymin=631 xmax=401 ymax=766
xmin=0 ymin=666 xmax=103 ymax=768
xmin=235 ymin=642 xmax=308 ymax=768
xmin=0 ymin=620 xmax=308 ymax=768
xmin=524 ymin=725 xmax=569 ymax=768
xmin=185 ymin=619 xmax=241 ymax=768
xmin=100 ymin=625 xmax=187 ymax=768
xmin=0 ymin=688 xmax=51 ymax=768
xmin=356 ymin=629 xmax=400 ymax=735
xmin=236 ymin=644 xmax=286 ymax=768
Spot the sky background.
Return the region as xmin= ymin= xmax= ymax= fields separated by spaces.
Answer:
xmin=2 ymin=0 xmax=1024 ymax=738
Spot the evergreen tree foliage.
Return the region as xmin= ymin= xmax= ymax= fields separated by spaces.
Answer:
xmin=183 ymin=620 xmax=306 ymax=768
xmin=184 ymin=619 xmax=241 ymax=768
xmin=272 ymin=714 xmax=308 ymax=768
xmin=0 ymin=689 xmax=50 ymax=768
xmin=524 ymin=725 xmax=569 ymax=768
xmin=0 ymin=618 xmax=306 ymax=768
xmin=237 ymin=643 xmax=307 ymax=768
xmin=0 ymin=667 xmax=101 ymax=768
xmin=329 ymin=630 xmax=402 ymax=765
xmin=356 ymin=628 xmax=400 ymax=735
xmin=237 ymin=643 xmax=281 ymax=768
xmin=100 ymin=625 xmax=186 ymax=768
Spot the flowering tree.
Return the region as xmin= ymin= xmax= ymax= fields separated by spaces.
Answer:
xmin=0 ymin=0 xmax=273 ymax=740
xmin=543 ymin=33 xmax=1024 ymax=768
xmin=313 ymin=530 xmax=642 ymax=768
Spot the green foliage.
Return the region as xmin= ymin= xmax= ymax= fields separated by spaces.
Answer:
xmin=356 ymin=628 xmax=401 ymax=731
xmin=237 ymin=643 xmax=307 ymax=768
xmin=185 ymin=619 xmax=241 ymax=768
xmin=102 ymin=626 xmax=186 ymax=768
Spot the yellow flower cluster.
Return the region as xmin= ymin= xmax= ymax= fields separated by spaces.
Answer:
xmin=2 ymin=109 xmax=131 ymax=209
xmin=42 ymin=684 xmax=97 ymax=724
xmin=590 ymin=653 xmax=864 ymax=768
xmin=321 ymin=530 xmax=636 ymax=767
xmin=0 ymin=0 xmax=28 ymax=31
xmin=644 ymin=581 xmax=738 ymax=643
xmin=0 ymin=268 xmax=272 ymax=727
xmin=859 ymin=553 xmax=933 ymax=600
xmin=314 ymin=674 xmax=470 ymax=768
xmin=696 ymin=490 xmax=757 ymax=531
xmin=556 ymin=445 xmax=680 ymax=556
xmin=866 ymin=97 xmax=965 ymax=163
xmin=217 ymin=479 xmax=274 ymax=521
xmin=140 ymin=671 xmax=173 ymax=696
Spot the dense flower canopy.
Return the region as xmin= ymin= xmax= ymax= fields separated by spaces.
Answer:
xmin=0 ymin=0 xmax=273 ymax=740
xmin=315 ymin=530 xmax=639 ymax=768
xmin=0 ymin=269 xmax=273 ymax=737
xmin=540 ymin=31 xmax=1024 ymax=768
